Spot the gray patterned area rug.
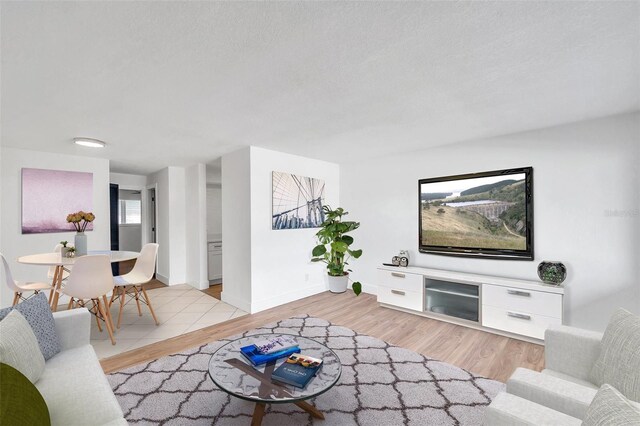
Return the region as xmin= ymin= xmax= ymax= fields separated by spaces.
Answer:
xmin=108 ymin=315 xmax=504 ymax=425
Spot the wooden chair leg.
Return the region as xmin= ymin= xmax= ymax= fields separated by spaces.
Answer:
xmin=140 ymin=285 xmax=159 ymax=326
xmin=97 ymin=298 xmax=116 ymax=345
xmin=12 ymin=292 xmax=20 ymax=306
xmin=48 ymin=266 xmax=60 ymax=305
xmin=67 ymin=298 xmax=74 ymax=310
xmin=133 ymin=286 xmax=142 ymax=316
xmin=117 ymin=286 xmax=125 ymax=329
xmin=109 ymin=287 xmax=118 ymax=306
xmin=92 ymin=300 xmax=103 ymax=332
xmin=102 ymin=294 xmax=115 ymax=332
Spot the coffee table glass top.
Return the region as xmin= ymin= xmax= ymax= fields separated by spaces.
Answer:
xmin=208 ymin=334 xmax=342 ymax=403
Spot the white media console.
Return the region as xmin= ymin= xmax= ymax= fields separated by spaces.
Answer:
xmin=377 ymin=265 xmax=564 ymax=342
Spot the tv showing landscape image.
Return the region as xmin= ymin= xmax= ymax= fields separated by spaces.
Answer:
xmin=419 ymin=167 xmax=533 ymax=259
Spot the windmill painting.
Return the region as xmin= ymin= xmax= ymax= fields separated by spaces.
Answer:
xmin=272 ymin=171 xmax=326 ymax=230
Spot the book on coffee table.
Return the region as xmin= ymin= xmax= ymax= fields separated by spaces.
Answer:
xmin=271 ymin=353 xmax=323 ymax=389
xmin=240 ymin=344 xmax=300 ymax=366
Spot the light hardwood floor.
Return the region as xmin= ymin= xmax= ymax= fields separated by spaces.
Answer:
xmin=100 ymin=290 xmax=544 ymax=382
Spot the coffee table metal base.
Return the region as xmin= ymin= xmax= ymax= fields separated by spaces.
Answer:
xmin=251 ymin=400 xmax=324 ymax=426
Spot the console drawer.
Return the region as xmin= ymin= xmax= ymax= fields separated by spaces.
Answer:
xmin=378 ymin=286 xmax=423 ymax=312
xmin=377 ymin=269 xmax=423 ymax=293
xmin=482 ymin=284 xmax=562 ymax=319
xmin=482 ymin=305 xmax=561 ymax=340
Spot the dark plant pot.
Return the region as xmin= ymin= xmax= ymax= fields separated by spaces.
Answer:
xmin=537 ymin=261 xmax=567 ymax=285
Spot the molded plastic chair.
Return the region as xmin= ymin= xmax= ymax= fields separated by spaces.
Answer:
xmin=61 ymin=255 xmax=116 ymax=345
xmin=110 ymin=244 xmax=160 ymax=328
xmin=1 ymin=253 xmax=53 ymax=306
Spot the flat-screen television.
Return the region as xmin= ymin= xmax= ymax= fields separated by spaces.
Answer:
xmin=419 ymin=167 xmax=533 ymax=260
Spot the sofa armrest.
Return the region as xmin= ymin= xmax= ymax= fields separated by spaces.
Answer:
xmin=53 ymin=308 xmax=91 ymax=351
xmin=545 ymin=324 xmax=603 ymax=381
xmin=484 ymin=392 xmax=581 ymax=426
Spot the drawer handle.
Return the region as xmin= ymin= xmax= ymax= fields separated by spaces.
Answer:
xmin=507 ymin=312 xmax=531 ymax=320
xmin=507 ymin=289 xmax=530 ymax=297
xmin=391 ymin=289 xmax=406 ymax=296
xmin=391 ymin=272 xmax=405 ymax=278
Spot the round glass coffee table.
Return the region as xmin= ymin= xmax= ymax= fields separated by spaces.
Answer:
xmin=208 ymin=334 xmax=342 ymax=425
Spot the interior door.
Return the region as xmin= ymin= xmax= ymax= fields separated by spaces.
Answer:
xmin=109 ymin=183 xmax=119 ymax=276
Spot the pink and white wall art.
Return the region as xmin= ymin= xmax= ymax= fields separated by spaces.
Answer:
xmin=21 ymin=168 xmax=94 ymax=234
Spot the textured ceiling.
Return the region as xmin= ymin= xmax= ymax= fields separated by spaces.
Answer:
xmin=1 ymin=1 xmax=638 ymax=174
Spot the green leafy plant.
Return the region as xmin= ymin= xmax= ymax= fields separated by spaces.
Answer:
xmin=311 ymin=206 xmax=363 ymax=295
xmin=60 ymin=241 xmax=68 ymax=247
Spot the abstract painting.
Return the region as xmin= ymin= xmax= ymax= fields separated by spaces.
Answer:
xmin=21 ymin=168 xmax=93 ymax=234
xmin=272 ymin=171 xmax=325 ymax=230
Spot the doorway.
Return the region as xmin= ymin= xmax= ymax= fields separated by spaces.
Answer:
xmin=147 ymin=187 xmax=157 ymax=244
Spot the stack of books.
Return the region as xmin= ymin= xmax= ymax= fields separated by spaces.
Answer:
xmin=271 ymin=353 xmax=324 ymax=389
xmin=240 ymin=336 xmax=300 ymax=366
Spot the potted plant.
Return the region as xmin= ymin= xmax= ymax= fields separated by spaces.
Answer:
xmin=59 ymin=241 xmax=72 ymax=258
xmin=311 ymin=206 xmax=363 ymax=295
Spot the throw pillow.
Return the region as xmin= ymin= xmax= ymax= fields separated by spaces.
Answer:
xmin=0 ymin=363 xmax=50 ymax=426
xmin=0 ymin=292 xmax=61 ymax=360
xmin=590 ymin=308 xmax=640 ymax=401
xmin=0 ymin=310 xmax=46 ymax=383
xmin=583 ymin=384 xmax=640 ymax=426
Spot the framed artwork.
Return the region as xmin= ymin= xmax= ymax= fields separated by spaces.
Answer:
xmin=21 ymin=168 xmax=93 ymax=234
xmin=272 ymin=171 xmax=326 ymax=230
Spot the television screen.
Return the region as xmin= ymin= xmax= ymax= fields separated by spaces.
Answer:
xmin=419 ymin=167 xmax=533 ymax=260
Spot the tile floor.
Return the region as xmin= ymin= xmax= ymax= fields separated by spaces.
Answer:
xmin=90 ymin=284 xmax=248 ymax=359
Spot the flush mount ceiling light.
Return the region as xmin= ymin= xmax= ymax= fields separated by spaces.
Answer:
xmin=73 ymin=138 xmax=106 ymax=148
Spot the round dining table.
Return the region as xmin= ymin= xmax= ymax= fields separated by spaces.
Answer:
xmin=18 ymin=250 xmax=139 ymax=311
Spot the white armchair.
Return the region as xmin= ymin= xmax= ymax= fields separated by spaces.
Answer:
xmin=506 ymin=324 xmax=604 ymax=419
xmin=485 ymin=318 xmax=640 ymax=425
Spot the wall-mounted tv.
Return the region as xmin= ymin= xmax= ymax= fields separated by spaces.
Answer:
xmin=419 ymin=167 xmax=533 ymax=260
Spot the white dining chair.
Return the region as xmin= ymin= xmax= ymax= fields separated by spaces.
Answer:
xmin=1 ymin=253 xmax=53 ymax=307
xmin=110 ymin=243 xmax=160 ymax=329
xmin=62 ymin=255 xmax=116 ymax=345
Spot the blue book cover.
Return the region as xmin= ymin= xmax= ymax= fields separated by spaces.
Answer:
xmin=271 ymin=354 xmax=323 ymax=389
xmin=240 ymin=344 xmax=300 ymax=366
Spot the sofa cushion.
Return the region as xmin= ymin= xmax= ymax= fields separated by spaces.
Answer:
xmin=0 ymin=362 xmax=50 ymax=425
xmin=542 ymin=369 xmax=598 ymax=390
xmin=484 ymin=392 xmax=581 ymax=426
xmin=0 ymin=293 xmax=61 ymax=360
xmin=590 ymin=308 xmax=640 ymax=402
xmin=583 ymin=384 xmax=640 ymax=426
xmin=0 ymin=310 xmax=46 ymax=383
xmin=36 ymin=344 xmax=124 ymax=426
xmin=507 ymin=367 xmax=596 ymax=419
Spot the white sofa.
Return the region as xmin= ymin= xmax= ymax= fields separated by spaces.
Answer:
xmin=485 ymin=323 xmax=640 ymax=425
xmin=36 ymin=308 xmax=127 ymax=426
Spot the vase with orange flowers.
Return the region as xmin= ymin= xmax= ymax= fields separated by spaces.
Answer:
xmin=66 ymin=211 xmax=95 ymax=256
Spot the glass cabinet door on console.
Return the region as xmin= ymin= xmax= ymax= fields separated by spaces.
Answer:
xmin=424 ymin=279 xmax=479 ymax=323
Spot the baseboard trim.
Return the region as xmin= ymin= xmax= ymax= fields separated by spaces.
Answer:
xmin=352 ymin=281 xmax=377 ymax=296
xmin=221 ymin=292 xmax=251 ymax=313
xmin=251 ymin=284 xmax=326 ymax=313
xmin=156 ymin=273 xmax=169 ymax=285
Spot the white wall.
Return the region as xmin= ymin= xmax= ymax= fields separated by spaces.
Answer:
xmin=221 ymin=146 xmax=340 ymax=313
xmin=341 ymin=112 xmax=640 ymax=331
xmin=146 ymin=168 xmax=171 ymax=283
xmin=249 ymin=147 xmax=339 ymax=312
xmin=109 ymin=172 xmax=147 ymax=189
xmin=221 ymin=148 xmax=252 ymax=312
xmin=206 ymin=185 xmax=222 ymax=236
xmin=0 ymin=147 xmax=110 ymax=307
xmin=185 ymin=163 xmax=208 ymax=289
xmin=145 ymin=165 xmax=207 ymax=287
